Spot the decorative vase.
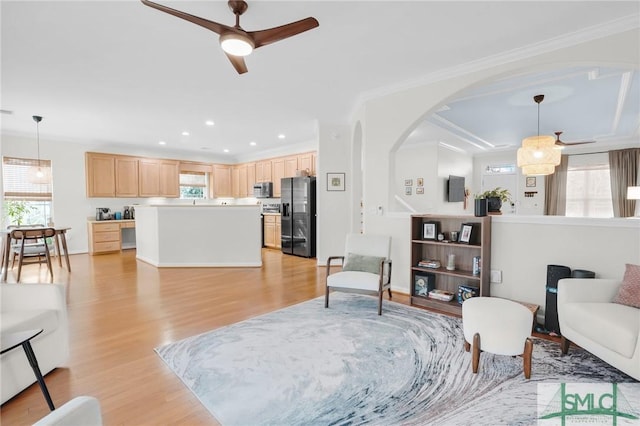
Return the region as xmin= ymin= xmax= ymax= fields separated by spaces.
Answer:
xmin=474 ymin=198 xmax=487 ymax=217
xmin=486 ymin=197 xmax=502 ymax=213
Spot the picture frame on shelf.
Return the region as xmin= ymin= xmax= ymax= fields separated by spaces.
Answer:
xmin=414 ymin=273 xmax=435 ymax=297
xmin=459 ymin=223 xmax=474 ymax=244
xmin=422 ymin=222 xmax=438 ymax=240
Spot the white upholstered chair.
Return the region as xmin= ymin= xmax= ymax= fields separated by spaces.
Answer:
xmin=325 ymin=233 xmax=392 ymax=315
xmin=462 ymin=297 xmax=534 ymax=379
xmin=32 ymin=396 xmax=103 ymax=426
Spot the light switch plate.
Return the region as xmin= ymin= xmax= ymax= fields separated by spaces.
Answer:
xmin=490 ymin=270 xmax=502 ymax=283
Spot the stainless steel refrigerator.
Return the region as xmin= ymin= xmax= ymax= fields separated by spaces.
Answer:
xmin=280 ymin=176 xmax=316 ymax=257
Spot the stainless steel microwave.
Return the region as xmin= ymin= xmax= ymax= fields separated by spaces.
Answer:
xmin=253 ymin=182 xmax=273 ymax=198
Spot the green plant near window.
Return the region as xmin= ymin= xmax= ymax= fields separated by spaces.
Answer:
xmin=477 ymin=187 xmax=512 ymax=203
xmin=4 ymin=200 xmax=34 ymax=226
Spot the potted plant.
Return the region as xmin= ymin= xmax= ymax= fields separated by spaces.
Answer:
xmin=4 ymin=201 xmax=34 ymax=226
xmin=478 ymin=187 xmax=511 ymax=213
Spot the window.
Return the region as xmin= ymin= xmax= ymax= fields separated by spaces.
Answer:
xmin=2 ymin=156 xmax=53 ymax=226
xmin=565 ymin=154 xmax=613 ymax=218
xmin=179 ymin=172 xmax=208 ymax=199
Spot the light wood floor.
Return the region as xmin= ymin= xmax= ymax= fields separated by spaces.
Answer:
xmin=0 ymin=249 xmax=411 ymax=425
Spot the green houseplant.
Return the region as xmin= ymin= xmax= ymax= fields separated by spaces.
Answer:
xmin=4 ymin=200 xmax=34 ymax=226
xmin=477 ymin=187 xmax=511 ymax=213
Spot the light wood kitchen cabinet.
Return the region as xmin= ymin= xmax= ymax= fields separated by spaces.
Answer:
xmin=86 ymin=153 xmax=116 ymax=197
xmin=246 ymin=162 xmax=256 ymax=193
xmin=88 ymin=220 xmax=136 ymax=255
xmin=231 ymin=164 xmax=248 ymax=198
xmin=159 ymin=160 xmax=179 ymax=197
xmin=255 ymin=160 xmax=272 ymax=183
xmin=298 ymin=153 xmax=313 ymax=175
xmin=271 ymin=158 xmax=285 ymax=197
xmin=284 ymin=156 xmax=298 ymax=178
xmin=115 ymin=156 xmax=139 ymax=197
xmin=213 ymin=164 xmax=232 ymax=197
xmin=311 ymin=153 xmax=317 ymax=176
xmin=264 ymin=214 xmax=281 ymax=248
xmin=138 ymin=158 xmax=179 ymax=197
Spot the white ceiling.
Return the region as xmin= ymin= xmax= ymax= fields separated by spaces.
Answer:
xmin=2 ymin=1 xmax=639 ymax=161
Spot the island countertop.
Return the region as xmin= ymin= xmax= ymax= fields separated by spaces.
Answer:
xmin=134 ymin=205 xmax=261 ymax=267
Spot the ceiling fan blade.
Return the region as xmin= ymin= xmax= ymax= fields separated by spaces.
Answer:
xmin=140 ymin=0 xmax=234 ymax=35
xmin=225 ymin=52 xmax=248 ymax=74
xmin=249 ymin=17 xmax=319 ymax=48
xmin=556 ymin=140 xmax=596 ymax=146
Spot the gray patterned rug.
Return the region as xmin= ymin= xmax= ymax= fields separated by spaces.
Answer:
xmin=155 ymin=293 xmax=636 ymax=425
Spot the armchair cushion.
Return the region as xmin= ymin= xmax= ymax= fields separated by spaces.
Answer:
xmin=342 ymin=253 xmax=384 ymax=275
xmin=613 ymin=263 xmax=640 ymax=308
xmin=327 ymin=271 xmax=384 ymax=292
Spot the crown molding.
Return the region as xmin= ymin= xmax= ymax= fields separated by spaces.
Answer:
xmin=349 ymin=15 xmax=640 ymax=121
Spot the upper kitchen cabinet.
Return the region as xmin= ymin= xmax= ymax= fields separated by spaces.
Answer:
xmin=115 ymin=156 xmax=139 ymax=197
xmin=298 ymin=153 xmax=313 ymax=175
xmin=138 ymin=158 xmax=180 ymax=198
xmin=86 ymin=152 xmax=116 ymax=197
xmin=213 ymin=164 xmax=232 ymax=198
xmin=271 ymin=158 xmax=285 ymax=197
xmin=255 ymin=160 xmax=272 ymax=183
xmin=284 ymin=156 xmax=298 ymax=178
xmin=246 ymin=162 xmax=256 ymax=194
xmin=231 ymin=164 xmax=248 ymax=198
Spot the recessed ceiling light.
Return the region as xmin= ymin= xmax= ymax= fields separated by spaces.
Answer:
xmin=205 ymin=120 xmax=215 ymax=126
xmin=249 ymin=141 xmax=257 ymax=146
xmin=223 ymin=149 xmax=230 ymax=153
xmin=182 ymin=131 xmax=190 ymax=136
xmin=278 ymin=134 xmax=286 ymax=139
xmin=158 ymin=141 xmax=166 ymax=145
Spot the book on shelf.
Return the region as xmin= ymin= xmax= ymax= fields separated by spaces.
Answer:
xmin=418 ymin=259 xmax=441 ymax=269
xmin=428 ymin=289 xmax=454 ymax=302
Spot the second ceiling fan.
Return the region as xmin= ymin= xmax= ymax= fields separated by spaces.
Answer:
xmin=141 ymin=0 xmax=319 ymax=74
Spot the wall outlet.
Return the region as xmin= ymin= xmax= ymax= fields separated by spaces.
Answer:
xmin=490 ymin=270 xmax=502 ymax=283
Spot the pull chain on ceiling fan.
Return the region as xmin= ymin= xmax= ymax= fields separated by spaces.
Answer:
xmin=140 ymin=0 xmax=319 ymax=74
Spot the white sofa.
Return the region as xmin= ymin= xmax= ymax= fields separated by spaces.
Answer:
xmin=1 ymin=283 xmax=69 ymax=404
xmin=557 ymin=278 xmax=640 ymax=381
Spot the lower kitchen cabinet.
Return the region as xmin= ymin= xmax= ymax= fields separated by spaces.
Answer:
xmin=264 ymin=214 xmax=281 ymax=249
xmin=88 ymin=220 xmax=136 ymax=255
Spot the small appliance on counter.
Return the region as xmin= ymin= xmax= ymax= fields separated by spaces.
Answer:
xmin=95 ymin=208 xmax=111 ymax=221
xmin=123 ymin=206 xmax=131 ymax=219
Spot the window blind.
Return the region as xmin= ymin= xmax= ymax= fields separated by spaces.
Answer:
xmin=179 ymin=172 xmax=207 ymax=187
xmin=2 ymin=157 xmax=52 ymax=201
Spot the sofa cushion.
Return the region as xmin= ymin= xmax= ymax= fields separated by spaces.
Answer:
xmin=563 ymin=302 xmax=639 ymax=358
xmin=1 ymin=310 xmax=59 ymax=336
xmin=613 ymin=263 xmax=640 ymax=308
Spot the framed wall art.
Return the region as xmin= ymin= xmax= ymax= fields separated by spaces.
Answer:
xmin=327 ymin=173 xmax=345 ymax=191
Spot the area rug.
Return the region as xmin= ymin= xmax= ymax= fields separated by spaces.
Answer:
xmin=155 ymin=293 xmax=636 ymax=425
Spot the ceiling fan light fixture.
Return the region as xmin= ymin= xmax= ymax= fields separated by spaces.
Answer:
xmin=220 ymin=33 xmax=254 ymax=56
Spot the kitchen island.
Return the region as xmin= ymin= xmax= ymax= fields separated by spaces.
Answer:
xmin=134 ymin=205 xmax=262 ymax=267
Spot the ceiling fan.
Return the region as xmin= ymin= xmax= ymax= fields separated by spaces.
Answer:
xmin=553 ymin=131 xmax=596 ymax=147
xmin=140 ymin=0 xmax=319 ymax=74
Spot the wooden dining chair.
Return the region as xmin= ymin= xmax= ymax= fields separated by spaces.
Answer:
xmin=7 ymin=224 xmax=45 ymax=269
xmin=9 ymin=227 xmax=56 ymax=282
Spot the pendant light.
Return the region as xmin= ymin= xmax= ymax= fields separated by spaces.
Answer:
xmin=517 ymin=95 xmax=561 ymax=176
xmin=28 ymin=115 xmax=51 ymax=184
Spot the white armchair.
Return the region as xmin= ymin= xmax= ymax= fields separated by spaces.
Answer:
xmin=0 ymin=283 xmax=69 ymax=404
xmin=558 ymin=278 xmax=640 ymax=380
xmin=325 ymin=234 xmax=392 ymax=315
xmin=32 ymin=396 xmax=102 ymax=426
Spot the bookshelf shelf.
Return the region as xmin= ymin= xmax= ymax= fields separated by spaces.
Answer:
xmin=410 ymin=214 xmax=491 ymax=315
